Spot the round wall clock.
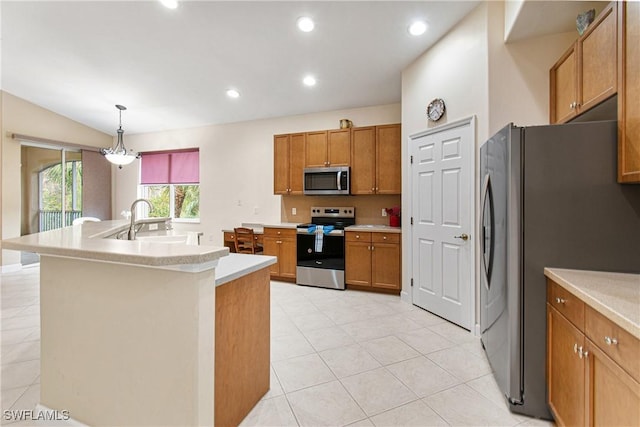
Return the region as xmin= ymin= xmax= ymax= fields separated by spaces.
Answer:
xmin=427 ymin=98 xmax=446 ymax=122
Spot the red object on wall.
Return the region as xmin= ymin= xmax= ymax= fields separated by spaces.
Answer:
xmin=389 ymin=215 xmax=400 ymax=227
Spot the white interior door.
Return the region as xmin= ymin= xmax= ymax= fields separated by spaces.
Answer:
xmin=410 ymin=117 xmax=474 ymax=330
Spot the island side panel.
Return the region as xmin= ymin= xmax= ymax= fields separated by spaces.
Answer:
xmin=39 ymin=255 xmax=215 ymax=427
xmin=215 ymin=267 xmax=270 ymax=427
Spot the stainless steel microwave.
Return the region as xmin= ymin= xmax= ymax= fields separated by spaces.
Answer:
xmin=303 ymin=167 xmax=350 ymax=195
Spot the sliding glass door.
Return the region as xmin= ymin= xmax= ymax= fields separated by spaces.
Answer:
xmin=21 ymin=146 xmax=83 ymax=233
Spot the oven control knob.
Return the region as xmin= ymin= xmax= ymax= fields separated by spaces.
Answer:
xmin=343 ymin=210 xmax=347 ymax=213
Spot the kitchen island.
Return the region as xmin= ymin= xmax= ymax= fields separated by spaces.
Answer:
xmin=1 ymin=221 xmax=275 ymax=426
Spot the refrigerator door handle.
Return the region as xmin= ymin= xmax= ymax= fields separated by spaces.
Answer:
xmin=481 ymin=174 xmax=494 ymax=289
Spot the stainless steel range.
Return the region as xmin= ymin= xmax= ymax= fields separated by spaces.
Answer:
xmin=296 ymin=207 xmax=355 ymax=290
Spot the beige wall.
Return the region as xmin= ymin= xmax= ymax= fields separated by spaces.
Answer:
xmin=115 ymin=103 xmax=401 ymax=245
xmin=1 ymin=92 xmax=112 ymax=267
xmin=488 ymin=2 xmax=576 ymax=134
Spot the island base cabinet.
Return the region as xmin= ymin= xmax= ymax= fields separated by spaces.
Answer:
xmin=547 ymin=305 xmax=586 ymax=427
xmin=38 ymin=256 xmax=216 ymax=427
xmin=215 ymin=268 xmax=270 ymax=427
xmin=586 ymin=339 xmax=640 ymax=427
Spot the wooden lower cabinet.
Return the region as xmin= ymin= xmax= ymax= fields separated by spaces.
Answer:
xmin=345 ymin=231 xmax=400 ymax=291
xmin=586 ymin=339 xmax=640 ymax=426
xmin=262 ymin=228 xmax=296 ymax=281
xmin=547 ymin=304 xmax=586 ymax=426
xmin=547 ymin=278 xmax=640 ymax=426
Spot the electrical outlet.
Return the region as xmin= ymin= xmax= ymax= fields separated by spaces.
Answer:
xmin=382 ymin=209 xmax=387 ymax=217
xmin=254 ymin=206 xmax=259 ymax=215
xmin=237 ymin=199 xmax=242 ymax=206
xmin=292 ymin=208 xmax=297 ymax=215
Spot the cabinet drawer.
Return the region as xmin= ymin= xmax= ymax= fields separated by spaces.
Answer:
xmin=371 ymin=232 xmax=400 ymax=244
xmin=346 ymin=231 xmax=372 ymax=242
xmin=224 ymin=232 xmax=235 ymax=242
xmin=547 ymin=279 xmax=585 ymax=329
xmin=585 ymin=305 xmax=640 ymax=382
xmin=263 ymin=228 xmax=296 ymax=239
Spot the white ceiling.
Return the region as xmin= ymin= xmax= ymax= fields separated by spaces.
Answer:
xmin=1 ymin=1 xmax=480 ymax=135
xmin=1 ymin=1 xmax=603 ymax=137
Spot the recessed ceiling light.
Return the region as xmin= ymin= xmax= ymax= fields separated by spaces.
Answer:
xmin=303 ymin=75 xmax=317 ymax=87
xmin=159 ymin=0 xmax=178 ymax=9
xmin=226 ymin=89 xmax=240 ymax=99
xmin=297 ymin=17 xmax=315 ymax=32
xmin=408 ymin=21 xmax=427 ymax=36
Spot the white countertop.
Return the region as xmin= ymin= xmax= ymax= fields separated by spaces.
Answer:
xmin=345 ymin=225 xmax=402 ymax=233
xmin=544 ymin=268 xmax=640 ymax=339
xmin=1 ymin=220 xmax=228 ymax=272
xmin=214 ymin=253 xmax=276 ymax=286
xmin=222 ymin=222 xmax=299 ymax=233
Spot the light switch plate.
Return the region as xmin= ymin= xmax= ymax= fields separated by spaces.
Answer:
xmin=292 ymin=208 xmax=297 ymax=215
xmin=382 ymin=209 xmax=387 ymax=217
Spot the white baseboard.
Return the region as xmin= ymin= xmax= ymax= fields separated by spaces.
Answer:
xmin=1 ymin=263 xmax=22 ymax=274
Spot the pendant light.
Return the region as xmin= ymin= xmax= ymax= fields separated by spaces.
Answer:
xmin=100 ymin=104 xmax=139 ymax=168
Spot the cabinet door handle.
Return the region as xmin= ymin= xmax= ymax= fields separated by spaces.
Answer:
xmin=604 ymin=336 xmax=618 ymax=346
xmin=578 ymin=346 xmax=588 ymax=359
xmin=276 ymin=240 xmax=282 ymax=244
xmin=371 ymin=245 xmax=375 ymax=251
xmin=367 ymin=246 xmax=371 ymax=250
xmin=555 ymin=297 xmax=566 ymax=305
xmin=574 ymin=343 xmax=578 ymax=353
xmin=356 ymin=235 xmax=360 ymax=239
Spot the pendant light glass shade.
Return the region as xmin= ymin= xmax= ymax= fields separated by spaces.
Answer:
xmin=100 ymin=105 xmax=139 ymax=168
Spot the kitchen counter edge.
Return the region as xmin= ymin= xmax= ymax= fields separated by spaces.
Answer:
xmin=345 ymin=225 xmax=402 ymax=233
xmin=544 ymin=268 xmax=640 ymax=339
xmin=1 ymin=221 xmax=229 ymax=272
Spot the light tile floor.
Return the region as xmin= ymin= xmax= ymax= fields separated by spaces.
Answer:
xmin=0 ymin=268 xmax=555 ymax=426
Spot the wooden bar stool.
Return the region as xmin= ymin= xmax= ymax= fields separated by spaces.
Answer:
xmin=233 ymin=227 xmax=263 ymax=254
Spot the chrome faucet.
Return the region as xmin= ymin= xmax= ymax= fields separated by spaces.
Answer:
xmin=128 ymin=198 xmax=153 ymax=240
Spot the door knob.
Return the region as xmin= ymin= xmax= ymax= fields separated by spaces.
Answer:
xmin=454 ymin=233 xmax=469 ymax=241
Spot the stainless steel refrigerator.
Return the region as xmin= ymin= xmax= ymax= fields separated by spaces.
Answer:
xmin=479 ymin=120 xmax=640 ymax=419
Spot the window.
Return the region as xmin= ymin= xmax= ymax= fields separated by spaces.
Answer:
xmin=139 ymin=149 xmax=200 ymax=221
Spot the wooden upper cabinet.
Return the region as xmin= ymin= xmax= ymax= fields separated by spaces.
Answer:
xmin=618 ymin=1 xmax=640 ymax=183
xmin=327 ymin=129 xmax=351 ymax=167
xmin=351 ymin=124 xmax=401 ymax=195
xmin=550 ymin=45 xmax=578 ymax=124
xmin=274 ymin=134 xmax=290 ymax=195
xmin=376 ymin=124 xmax=401 ymax=194
xmin=580 ymin=2 xmax=617 ymax=112
xmin=550 ymin=3 xmax=617 ymax=124
xmin=305 ymin=131 xmax=329 ymax=168
xmin=274 ymin=133 xmax=305 ymax=195
xmin=289 ymin=133 xmax=305 ymax=194
xmin=351 ymin=127 xmax=377 ymax=194
xmin=305 ymin=129 xmax=350 ymax=168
